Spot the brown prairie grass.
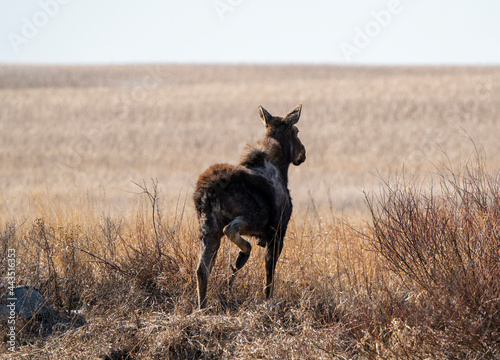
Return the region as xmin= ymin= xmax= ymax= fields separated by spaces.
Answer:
xmin=0 ymin=188 xmax=372 ymax=359
xmin=2 ymin=158 xmax=500 ymax=359
xmin=0 ymin=192 xmax=380 ymax=359
xmin=1 ymin=65 xmax=500 ymax=359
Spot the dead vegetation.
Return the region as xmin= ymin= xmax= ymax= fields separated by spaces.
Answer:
xmin=2 ymin=155 xmax=500 ymax=359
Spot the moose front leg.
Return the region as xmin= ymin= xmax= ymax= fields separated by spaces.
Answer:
xmin=264 ymin=237 xmax=284 ymax=299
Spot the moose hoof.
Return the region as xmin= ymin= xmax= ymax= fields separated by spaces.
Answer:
xmin=235 ymin=250 xmax=250 ymax=270
xmin=256 ymin=239 xmax=266 ymax=247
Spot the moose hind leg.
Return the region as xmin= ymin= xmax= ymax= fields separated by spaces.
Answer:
xmin=224 ymin=217 xmax=252 ymax=288
xmin=196 ymin=232 xmax=221 ymax=309
xmin=264 ymin=238 xmax=284 ymax=299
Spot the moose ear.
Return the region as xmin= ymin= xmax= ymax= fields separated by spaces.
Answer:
xmin=258 ymin=105 xmax=273 ymax=126
xmin=285 ymin=104 xmax=302 ymax=125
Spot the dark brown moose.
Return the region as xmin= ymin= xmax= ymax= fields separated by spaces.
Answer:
xmin=193 ymin=105 xmax=306 ymax=309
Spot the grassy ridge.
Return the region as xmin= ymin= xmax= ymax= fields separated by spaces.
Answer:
xmin=2 ymin=155 xmax=500 ymax=359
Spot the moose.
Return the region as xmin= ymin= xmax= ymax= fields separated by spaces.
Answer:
xmin=193 ymin=104 xmax=306 ymax=309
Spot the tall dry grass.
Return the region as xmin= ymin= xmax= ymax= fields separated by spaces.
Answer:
xmin=0 ymin=181 xmax=379 ymax=359
xmin=2 ymin=152 xmax=500 ymax=358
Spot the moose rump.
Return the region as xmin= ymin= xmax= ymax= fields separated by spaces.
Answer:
xmin=193 ymin=104 xmax=305 ymax=309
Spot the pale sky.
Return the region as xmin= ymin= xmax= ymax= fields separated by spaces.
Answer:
xmin=0 ymin=0 xmax=499 ymax=65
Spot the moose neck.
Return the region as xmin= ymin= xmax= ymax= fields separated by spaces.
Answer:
xmin=266 ymin=133 xmax=292 ymax=187
xmin=276 ymin=161 xmax=290 ymax=186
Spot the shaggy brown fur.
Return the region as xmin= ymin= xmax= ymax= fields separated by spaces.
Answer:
xmin=193 ymin=105 xmax=306 ymax=309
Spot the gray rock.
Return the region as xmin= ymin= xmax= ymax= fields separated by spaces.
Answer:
xmin=0 ymin=286 xmax=49 ymax=319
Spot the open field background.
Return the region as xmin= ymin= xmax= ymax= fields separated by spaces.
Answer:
xmin=1 ymin=65 xmax=499 ymax=217
xmin=1 ymin=65 xmax=500 ymax=359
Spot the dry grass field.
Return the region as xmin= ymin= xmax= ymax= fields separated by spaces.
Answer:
xmin=1 ymin=65 xmax=500 ymax=359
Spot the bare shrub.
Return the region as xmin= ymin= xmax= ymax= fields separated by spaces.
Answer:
xmin=367 ymin=152 xmax=500 ymax=357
